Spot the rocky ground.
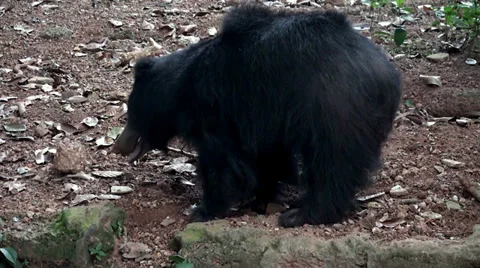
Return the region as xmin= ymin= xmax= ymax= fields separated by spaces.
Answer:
xmin=0 ymin=0 xmax=479 ymax=267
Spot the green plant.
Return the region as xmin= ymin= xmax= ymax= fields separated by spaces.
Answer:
xmin=111 ymin=219 xmax=124 ymax=237
xmin=437 ymin=0 xmax=480 ymax=38
xmin=169 ymin=255 xmax=194 ymax=268
xmin=363 ymin=0 xmax=412 ymax=47
xmin=0 ymin=247 xmax=22 ymax=268
xmin=88 ymin=243 xmax=106 ymax=261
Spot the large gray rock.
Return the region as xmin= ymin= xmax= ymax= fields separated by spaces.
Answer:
xmin=171 ymin=221 xmax=480 ymax=268
xmin=1 ymin=202 xmax=125 ymax=267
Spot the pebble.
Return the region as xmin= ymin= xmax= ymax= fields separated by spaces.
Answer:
xmin=333 ymin=223 xmax=343 ymax=230
xmin=160 ymin=217 xmax=176 ymax=227
xmin=52 ymin=140 xmax=87 ymax=173
xmin=441 ymin=159 xmax=465 ymax=168
xmin=110 ymin=186 xmax=133 ymax=194
xmin=434 ymin=165 xmax=445 ymax=174
xmin=390 ymin=185 xmax=408 ymax=197
xmin=445 ymin=200 xmax=462 ymax=211
xmin=420 ymin=211 xmax=442 ymax=220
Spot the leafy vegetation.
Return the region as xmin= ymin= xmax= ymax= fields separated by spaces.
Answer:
xmin=111 ymin=219 xmax=124 ymax=238
xmin=437 ymin=0 xmax=480 ymax=46
xmin=364 ymin=0 xmax=480 ymax=50
xmin=169 ymin=255 xmax=194 ymax=268
xmin=0 ymin=247 xmax=22 ymax=268
xmin=88 ymin=243 xmax=107 ymax=261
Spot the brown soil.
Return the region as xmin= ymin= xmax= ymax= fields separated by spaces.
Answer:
xmin=0 ymin=0 xmax=479 ymax=267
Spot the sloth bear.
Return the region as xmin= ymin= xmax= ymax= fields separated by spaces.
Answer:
xmin=112 ymin=3 xmax=402 ymax=227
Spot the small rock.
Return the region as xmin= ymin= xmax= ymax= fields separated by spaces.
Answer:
xmin=332 ymin=223 xmax=343 ymax=230
xmin=41 ymin=84 xmax=53 ymax=92
xmin=179 ymin=24 xmax=197 ymax=34
xmin=161 ymin=217 xmax=176 ymax=227
xmin=109 ymin=19 xmax=123 ymax=27
xmin=420 ymin=211 xmax=442 ymax=220
xmin=34 ymin=124 xmax=49 ymax=137
xmin=179 ymin=35 xmax=200 ymax=45
xmin=69 ymin=83 xmax=80 ymax=89
xmin=62 ymin=104 xmax=74 ymax=113
xmin=426 ymin=53 xmax=449 ymax=62
xmin=207 ymin=27 xmax=217 ymax=36
xmin=111 ymin=186 xmax=133 ymax=194
xmin=390 ymin=185 xmax=408 ymax=197
xmin=456 ymin=118 xmax=471 ymax=127
xmin=441 ymin=159 xmax=465 ymax=168
xmin=434 ymin=165 xmax=445 ymax=174
xmin=108 ymin=90 xmax=128 ymax=101
xmin=52 ymin=140 xmax=88 ymax=174
xmin=141 ymin=20 xmax=155 ymax=31
xmin=67 ymin=95 xmax=88 ymax=104
xmin=465 ymin=58 xmax=477 ymax=65
xmin=445 ymin=200 xmax=462 ymax=210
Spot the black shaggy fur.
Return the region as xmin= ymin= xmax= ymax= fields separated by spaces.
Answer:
xmin=117 ymin=3 xmax=402 ymax=227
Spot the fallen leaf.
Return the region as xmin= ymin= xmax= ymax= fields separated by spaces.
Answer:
xmin=97 ymin=194 xmax=121 ymax=200
xmin=92 ymin=170 xmax=123 ymax=178
xmin=28 ymin=76 xmax=54 ymax=85
xmin=95 ymin=136 xmax=114 ymax=147
xmin=81 ymin=117 xmax=99 ymax=127
xmin=111 ymin=186 xmax=133 ymax=194
xmin=141 ymin=20 xmax=155 ymax=31
xmin=71 ymin=194 xmax=97 ymax=206
xmin=55 ymin=122 xmax=79 ymax=135
xmin=419 ymin=75 xmax=442 ymax=87
xmin=121 ymin=242 xmax=152 ymax=259
xmin=35 ymin=147 xmax=56 ymax=164
xmin=13 ymin=24 xmax=34 ymax=34
xmin=107 ymin=127 xmax=123 ymax=139
xmin=109 ymin=19 xmax=123 ymax=27
xmin=3 ymin=181 xmax=26 ymax=194
xmin=3 ymin=123 xmax=27 ymax=132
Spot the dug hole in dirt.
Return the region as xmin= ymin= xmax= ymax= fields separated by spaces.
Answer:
xmin=0 ymin=0 xmax=480 ymax=267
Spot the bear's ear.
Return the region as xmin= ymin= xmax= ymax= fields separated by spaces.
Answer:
xmin=133 ymin=57 xmax=156 ymax=79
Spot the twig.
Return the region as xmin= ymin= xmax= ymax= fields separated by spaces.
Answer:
xmin=394 ymin=110 xmax=416 ymax=122
xmin=167 ymin=146 xmax=197 ymax=157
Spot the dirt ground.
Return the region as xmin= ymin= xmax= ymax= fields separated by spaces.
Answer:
xmin=0 ymin=0 xmax=479 ymax=267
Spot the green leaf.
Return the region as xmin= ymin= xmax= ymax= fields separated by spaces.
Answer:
xmin=405 ymin=99 xmax=414 ymax=107
xmin=393 ymin=28 xmax=407 ymax=47
xmin=95 ymin=243 xmax=102 ymax=251
xmin=0 ymin=247 xmax=18 ymax=265
xmin=169 ymin=255 xmax=186 ymax=263
xmin=13 ymin=260 xmax=23 ymax=268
